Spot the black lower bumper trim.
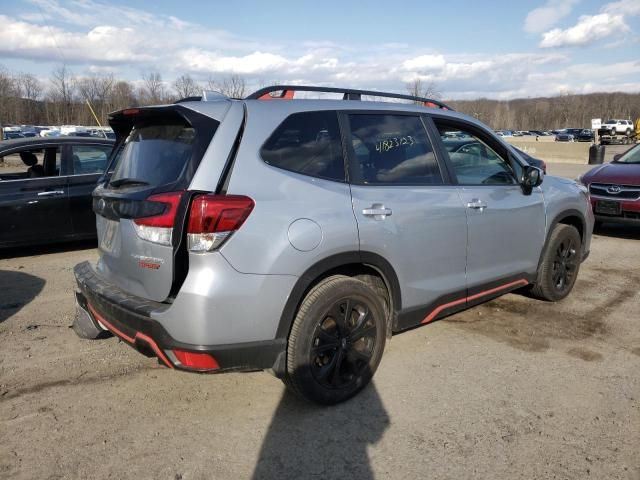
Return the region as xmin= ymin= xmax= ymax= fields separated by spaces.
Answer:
xmin=74 ymin=262 xmax=286 ymax=373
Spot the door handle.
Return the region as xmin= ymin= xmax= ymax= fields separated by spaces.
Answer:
xmin=362 ymin=205 xmax=392 ymax=218
xmin=466 ymin=199 xmax=487 ymax=211
xmin=37 ymin=190 xmax=65 ymax=197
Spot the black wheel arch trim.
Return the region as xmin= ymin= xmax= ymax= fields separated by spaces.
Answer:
xmin=274 ymin=251 xmax=402 ymax=341
xmin=539 ymin=209 xmax=588 ymax=269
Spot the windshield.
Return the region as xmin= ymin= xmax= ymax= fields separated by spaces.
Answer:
xmin=615 ymin=145 xmax=640 ymax=164
xmin=109 ymin=121 xmax=196 ymax=187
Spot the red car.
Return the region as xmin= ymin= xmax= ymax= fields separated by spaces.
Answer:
xmin=578 ymin=144 xmax=640 ymax=226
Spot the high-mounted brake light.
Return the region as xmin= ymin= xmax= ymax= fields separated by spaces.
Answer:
xmin=122 ymin=108 xmax=140 ymax=116
xmin=187 ymin=194 xmax=254 ymax=252
xmin=133 ymin=191 xmax=184 ymax=245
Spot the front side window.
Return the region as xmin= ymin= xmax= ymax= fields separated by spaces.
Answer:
xmin=435 ymin=121 xmax=517 ymax=185
xmin=0 ymin=147 xmax=61 ymax=180
xmin=346 ymin=114 xmax=443 ymax=185
xmin=71 ymin=145 xmax=113 ymax=174
xmin=261 ymin=111 xmax=345 ymax=181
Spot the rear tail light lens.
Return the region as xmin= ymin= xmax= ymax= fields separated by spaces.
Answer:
xmin=187 ymin=194 xmax=254 ymax=252
xmin=133 ymin=191 xmax=184 ymax=246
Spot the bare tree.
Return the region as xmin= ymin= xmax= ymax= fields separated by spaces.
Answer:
xmin=406 ymin=78 xmax=441 ymax=101
xmin=206 ymin=75 xmax=246 ymax=98
xmin=16 ymin=73 xmax=43 ymax=124
xmin=173 ymin=74 xmax=200 ymax=99
xmin=48 ymin=65 xmax=76 ymax=124
xmin=141 ymin=71 xmax=166 ymax=105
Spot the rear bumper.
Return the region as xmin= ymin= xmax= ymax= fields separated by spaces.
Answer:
xmin=74 ymin=261 xmax=286 ymax=373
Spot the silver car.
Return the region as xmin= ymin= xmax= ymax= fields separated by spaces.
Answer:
xmin=73 ymin=86 xmax=593 ymax=404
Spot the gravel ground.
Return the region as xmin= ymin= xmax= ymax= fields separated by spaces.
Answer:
xmin=1 ymin=166 xmax=639 ymax=480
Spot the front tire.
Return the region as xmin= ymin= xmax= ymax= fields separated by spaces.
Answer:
xmin=531 ymin=224 xmax=582 ymax=302
xmin=284 ymin=276 xmax=387 ymax=405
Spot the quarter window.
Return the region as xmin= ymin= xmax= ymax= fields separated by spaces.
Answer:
xmin=346 ymin=114 xmax=443 ymax=185
xmin=435 ymin=122 xmax=517 ymax=185
xmin=261 ymin=111 xmax=345 ymax=181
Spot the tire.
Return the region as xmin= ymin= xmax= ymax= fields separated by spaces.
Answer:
xmin=531 ymin=224 xmax=582 ymax=302
xmin=284 ymin=275 xmax=387 ymax=405
xmin=611 ymin=128 xmax=616 ymax=135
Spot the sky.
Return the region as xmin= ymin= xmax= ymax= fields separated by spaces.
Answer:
xmin=1 ymin=0 xmax=639 ymax=100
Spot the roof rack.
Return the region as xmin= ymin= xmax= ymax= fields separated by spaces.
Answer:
xmin=246 ymin=85 xmax=453 ymax=110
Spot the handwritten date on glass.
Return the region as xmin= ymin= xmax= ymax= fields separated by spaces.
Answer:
xmin=375 ymin=135 xmax=415 ymax=153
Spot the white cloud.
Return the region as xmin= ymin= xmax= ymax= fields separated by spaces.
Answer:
xmin=524 ymin=0 xmax=580 ymax=33
xmin=537 ymin=0 xmax=640 ymax=48
xmin=540 ymin=13 xmax=629 ymax=47
xmin=0 ymin=0 xmax=638 ymax=100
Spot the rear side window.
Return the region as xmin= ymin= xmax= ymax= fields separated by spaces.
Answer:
xmin=346 ymin=114 xmax=443 ymax=185
xmin=110 ymin=122 xmax=196 ymax=187
xmin=71 ymin=145 xmax=112 ymax=174
xmin=261 ymin=111 xmax=345 ymax=182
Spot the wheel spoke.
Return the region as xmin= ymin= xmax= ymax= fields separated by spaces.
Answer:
xmin=312 ymin=341 xmax=339 ymax=355
xmin=347 ymin=347 xmax=372 ymax=363
xmin=349 ymin=323 xmax=376 ymax=342
xmin=316 ymin=351 xmax=338 ymax=381
xmin=316 ymin=327 xmax=337 ymax=344
xmin=329 ymin=348 xmax=345 ymax=386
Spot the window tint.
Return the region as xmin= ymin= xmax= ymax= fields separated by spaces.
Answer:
xmin=347 ymin=114 xmax=442 ymax=185
xmin=435 ymin=122 xmax=517 ymax=185
xmin=71 ymin=145 xmax=112 ymax=174
xmin=261 ymin=111 xmax=345 ymax=181
xmin=110 ymin=121 xmax=197 ymax=187
xmin=0 ymin=147 xmax=60 ymax=180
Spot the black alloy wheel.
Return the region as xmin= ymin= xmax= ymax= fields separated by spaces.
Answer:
xmin=310 ymin=298 xmax=377 ymax=389
xmin=285 ymin=275 xmax=387 ymax=405
xmin=551 ymin=236 xmax=578 ymax=293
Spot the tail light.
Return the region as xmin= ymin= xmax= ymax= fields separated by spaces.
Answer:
xmin=133 ymin=191 xmax=184 ymax=246
xmin=187 ymin=194 xmax=254 ymax=252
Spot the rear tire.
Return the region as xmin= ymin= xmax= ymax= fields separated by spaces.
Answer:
xmin=531 ymin=225 xmax=582 ymax=302
xmin=284 ymin=276 xmax=387 ymax=405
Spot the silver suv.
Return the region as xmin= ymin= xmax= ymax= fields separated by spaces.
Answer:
xmin=73 ymin=86 xmax=593 ymax=404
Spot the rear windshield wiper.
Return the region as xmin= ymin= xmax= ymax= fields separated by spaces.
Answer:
xmin=109 ymin=177 xmax=150 ymax=188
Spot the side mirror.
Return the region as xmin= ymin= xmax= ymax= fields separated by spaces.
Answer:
xmin=521 ymin=166 xmax=543 ymax=194
xmin=612 ymin=154 xmax=622 ymax=162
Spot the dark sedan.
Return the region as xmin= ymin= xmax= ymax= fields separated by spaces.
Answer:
xmin=0 ymin=136 xmax=114 ymax=248
xmin=578 ymin=144 xmax=640 ymax=226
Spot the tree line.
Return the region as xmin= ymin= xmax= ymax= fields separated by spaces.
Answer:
xmin=1 ymin=65 xmax=639 ymax=130
xmin=0 ymin=65 xmax=248 ymax=127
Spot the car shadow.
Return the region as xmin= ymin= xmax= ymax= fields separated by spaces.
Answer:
xmin=0 ymin=269 xmax=45 ymax=323
xmin=252 ymin=383 xmax=389 ymax=480
xmin=0 ymin=239 xmax=97 ymax=260
xmin=593 ymin=222 xmax=640 ymax=240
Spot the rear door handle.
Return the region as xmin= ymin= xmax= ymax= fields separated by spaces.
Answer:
xmin=466 ymin=199 xmax=487 ymax=210
xmin=37 ymin=190 xmax=65 ymax=197
xmin=362 ymin=205 xmax=392 ymax=218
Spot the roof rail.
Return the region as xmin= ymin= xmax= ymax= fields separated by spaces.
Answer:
xmin=246 ymin=85 xmax=453 ymax=110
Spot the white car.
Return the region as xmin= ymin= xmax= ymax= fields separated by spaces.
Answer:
xmin=600 ymin=119 xmax=633 ymax=136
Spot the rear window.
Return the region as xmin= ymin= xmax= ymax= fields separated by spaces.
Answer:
xmin=109 ymin=121 xmax=197 ymax=187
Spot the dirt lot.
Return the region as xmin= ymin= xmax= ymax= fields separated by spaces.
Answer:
xmin=1 ymin=166 xmax=639 ymax=480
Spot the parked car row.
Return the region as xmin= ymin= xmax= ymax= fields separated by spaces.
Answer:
xmin=2 ymin=125 xmax=115 ymax=140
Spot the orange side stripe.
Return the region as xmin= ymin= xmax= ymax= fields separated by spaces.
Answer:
xmin=421 ymin=279 xmax=529 ymax=324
